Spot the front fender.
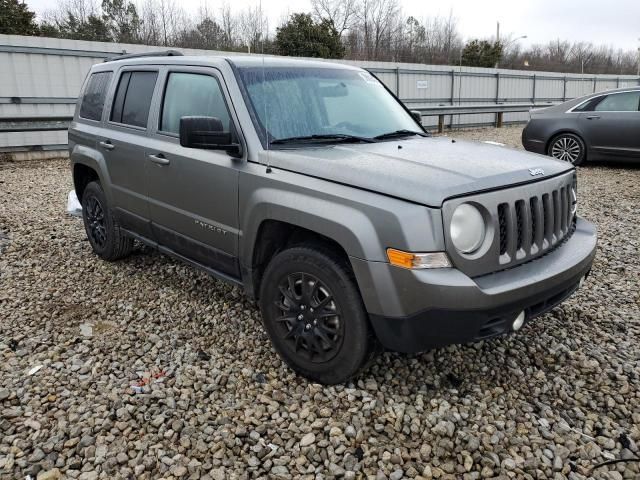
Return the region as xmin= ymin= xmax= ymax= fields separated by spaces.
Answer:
xmin=239 ymin=166 xmax=445 ymax=312
xmin=238 ymin=165 xmax=445 ymax=274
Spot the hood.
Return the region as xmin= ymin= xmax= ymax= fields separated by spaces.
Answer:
xmin=260 ymin=137 xmax=573 ymax=206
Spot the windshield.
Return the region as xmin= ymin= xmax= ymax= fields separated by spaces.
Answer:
xmin=237 ymin=66 xmax=423 ymax=146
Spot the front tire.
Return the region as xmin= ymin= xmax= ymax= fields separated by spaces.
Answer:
xmin=259 ymin=247 xmax=374 ymax=385
xmin=548 ymin=133 xmax=586 ymax=166
xmin=81 ymin=181 xmax=133 ymax=261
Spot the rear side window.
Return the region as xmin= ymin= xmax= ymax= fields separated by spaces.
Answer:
xmin=110 ymin=71 xmax=158 ymax=127
xmin=572 ymin=98 xmax=597 ymax=112
xmin=160 ymin=72 xmax=231 ymax=134
xmin=594 ymin=91 xmax=640 ymax=112
xmin=79 ymin=72 xmax=112 ymax=121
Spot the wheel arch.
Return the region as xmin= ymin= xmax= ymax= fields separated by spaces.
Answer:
xmin=73 ymin=163 xmax=99 ymax=203
xmin=247 ymin=219 xmax=355 ymax=301
xmin=70 ymin=144 xmax=113 ymax=203
xmin=546 ymin=129 xmax=588 ymax=158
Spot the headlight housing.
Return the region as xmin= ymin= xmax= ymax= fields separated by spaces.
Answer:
xmin=450 ymin=203 xmax=486 ymax=254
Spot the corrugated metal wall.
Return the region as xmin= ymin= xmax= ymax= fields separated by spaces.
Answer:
xmin=1 ymin=34 xmax=639 ymax=152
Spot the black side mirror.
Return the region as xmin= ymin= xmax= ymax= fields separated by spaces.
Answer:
xmin=179 ymin=116 xmax=242 ymax=157
xmin=410 ymin=110 xmax=423 ymax=125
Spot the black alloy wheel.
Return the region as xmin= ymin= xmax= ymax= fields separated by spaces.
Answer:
xmin=81 ymin=181 xmax=134 ymax=261
xmin=274 ymin=272 xmax=344 ymax=363
xmin=259 ymin=247 xmax=376 ymax=384
xmin=84 ymin=195 xmax=107 ymax=249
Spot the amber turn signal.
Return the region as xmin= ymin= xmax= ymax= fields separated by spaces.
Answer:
xmin=386 ymin=248 xmax=452 ymax=269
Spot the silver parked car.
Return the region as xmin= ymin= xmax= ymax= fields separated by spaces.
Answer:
xmin=522 ymin=87 xmax=640 ymax=165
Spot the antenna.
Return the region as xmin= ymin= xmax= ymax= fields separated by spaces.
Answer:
xmin=456 ymin=47 xmax=463 ymax=130
xmin=260 ymin=0 xmax=272 ymax=174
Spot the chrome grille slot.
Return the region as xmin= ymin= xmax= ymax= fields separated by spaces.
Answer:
xmin=541 ymin=193 xmax=549 ymax=247
xmin=553 ymin=189 xmax=561 ymax=240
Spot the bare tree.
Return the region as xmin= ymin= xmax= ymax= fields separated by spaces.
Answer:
xmin=353 ymin=0 xmax=399 ymax=60
xmin=237 ymin=5 xmax=268 ymax=53
xmin=219 ymin=2 xmax=238 ymax=50
xmin=311 ymin=0 xmax=358 ymax=37
xmin=35 ymin=0 xmax=640 ymax=75
xmin=42 ymin=0 xmax=99 ymax=27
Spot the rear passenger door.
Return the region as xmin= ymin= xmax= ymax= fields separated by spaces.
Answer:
xmin=145 ymin=67 xmax=241 ymax=278
xmin=102 ymin=68 xmax=159 ymax=238
xmin=579 ymin=90 xmax=640 ymax=159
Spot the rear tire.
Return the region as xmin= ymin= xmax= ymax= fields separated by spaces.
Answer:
xmin=81 ymin=181 xmax=133 ymax=261
xmin=548 ymin=133 xmax=586 ymax=166
xmin=259 ymin=247 xmax=375 ymax=385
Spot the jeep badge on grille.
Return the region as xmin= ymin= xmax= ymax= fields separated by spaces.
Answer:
xmin=529 ymin=168 xmax=545 ymax=176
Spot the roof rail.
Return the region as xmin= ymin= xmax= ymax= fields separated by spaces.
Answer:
xmin=104 ymin=50 xmax=183 ymax=63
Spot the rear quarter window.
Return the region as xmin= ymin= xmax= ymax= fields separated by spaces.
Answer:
xmin=79 ymin=72 xmax=113 ymax=121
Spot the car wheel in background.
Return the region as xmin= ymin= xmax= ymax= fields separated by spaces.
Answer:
xmin=81 ymin=181 xmax=134 ymax=261
xmin=548 ymin=133 xmax=586 ymax=166
xmin=259 ymin=247 xmax=376 ymax=385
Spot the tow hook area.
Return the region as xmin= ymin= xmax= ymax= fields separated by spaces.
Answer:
xmin=512 ymin=311 xmax=526 ymax=331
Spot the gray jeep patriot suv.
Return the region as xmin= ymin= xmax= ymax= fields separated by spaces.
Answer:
xmin=69 ymin=51 xmax=597 ymax=384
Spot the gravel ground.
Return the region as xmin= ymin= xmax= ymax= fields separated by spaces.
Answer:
xmin=1 ymin=127 xmax=639 ymax=480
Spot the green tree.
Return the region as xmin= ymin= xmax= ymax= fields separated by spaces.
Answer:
xmin=275 ymin=13 xmax=344 ymax=59
xmin=41 ymin=13 xmax=112 ymax=42
xmin=178 ymin=18 xmax=225 ymax=49
xmin=101 ymin=0 xmax=140 ymax=43
xmin=461 ymin=39 xmax=503 ymax=68
xmin=0 ymin=0 xmax=39 ymax=35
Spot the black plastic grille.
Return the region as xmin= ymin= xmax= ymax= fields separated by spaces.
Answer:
xmin=498 ymin=203 xmax=508 ymax=255
xmin=530 ymin=197 xmax=538 ymax=245
xmin=515 ymin=200 xmax=525 ymax=250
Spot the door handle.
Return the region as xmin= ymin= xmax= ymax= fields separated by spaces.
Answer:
xmin=99 ymin=140 xmax=115 ymax=150
xmin=586 ymin=115 xmax=601 ymax=120
xmin=148 ymin=153 xmax=170 ymax=165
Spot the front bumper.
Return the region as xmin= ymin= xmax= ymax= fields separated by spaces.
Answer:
xmin=351 ymin=217 xmax=597 ymax=353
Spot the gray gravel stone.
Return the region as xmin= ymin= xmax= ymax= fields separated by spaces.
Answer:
xmin=0 ymin=132 xmax=639 ymax=478
xmin=300 ymin=432 xmax=316 ymax=447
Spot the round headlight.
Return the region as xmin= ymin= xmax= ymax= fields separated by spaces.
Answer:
xmin=450 ymin=204 xmax=486 ymax=254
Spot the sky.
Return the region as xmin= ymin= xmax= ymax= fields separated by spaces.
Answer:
xmin=26 ymin=0 xmax=640 ymax=52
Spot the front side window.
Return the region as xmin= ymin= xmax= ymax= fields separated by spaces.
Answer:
xmin=594 ymin=91 xmax=640 ymax=112
xmin=237 ymin=67 xmax=421 ymax=145
xmin=110 ymin=71 xmax=158 ymax=127
xmin=79 ymin=71 xmax=112 ymax=121
xmin=160 ymin=72 xmax=231 ymax=134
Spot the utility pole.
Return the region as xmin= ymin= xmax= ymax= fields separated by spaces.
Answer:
xmin=494 ymin=22 xmax=500 ymax=69
xmin=637 ymin=38 xmax=639 ymax=78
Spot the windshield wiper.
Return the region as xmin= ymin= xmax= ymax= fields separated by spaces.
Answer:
xmin=373 ymin=129 xmax=427 ymax=140
xmin=270 ymin=134 xmax=375 ymax=145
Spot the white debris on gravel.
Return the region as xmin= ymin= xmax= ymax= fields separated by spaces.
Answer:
xmin=1 ymin=128 xmax=639 ymax=479
xmin=66 ymin=190 xmax=82 ymax=217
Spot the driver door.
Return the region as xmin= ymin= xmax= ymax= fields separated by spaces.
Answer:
xmin=145 ymin=67 xmax=241 ymax=278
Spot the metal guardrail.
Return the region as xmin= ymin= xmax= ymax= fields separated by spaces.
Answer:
xmin=0 ymin=102 xmax=549 ymax=150
xmin=0 ymin=115 xmax=72 ymax=133
xmin=413 ymin=103 xmax=554 ymax=132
